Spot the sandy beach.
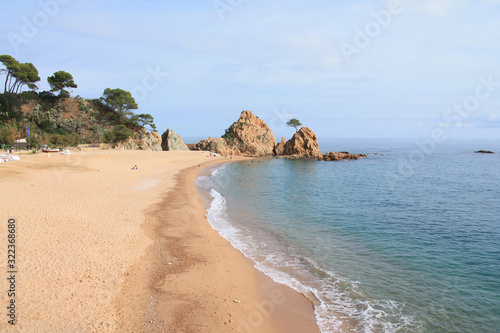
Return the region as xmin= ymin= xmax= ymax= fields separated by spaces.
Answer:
xmin=0 ymin=149 xmax=318 ymax=332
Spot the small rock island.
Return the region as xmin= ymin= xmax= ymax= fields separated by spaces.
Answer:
xmin=193 ymin=110 xmax=366 ymax=161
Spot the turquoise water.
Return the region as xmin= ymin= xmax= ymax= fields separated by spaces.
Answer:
xmin=196 ymin=138 xmax=500 ymax=332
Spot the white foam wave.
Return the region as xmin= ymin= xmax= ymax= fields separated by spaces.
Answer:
xmin=206 ymin=189 xmax=345 ymax=331
xmin=210 ymin=163 xmax=229 ymax=177
xmin=194 ymin=175 xmax=210 ymax=189
xmin=205 ymin=184 xmax=416 ymax=333
xmin=206 ymin=189 xmax=257 ymax=253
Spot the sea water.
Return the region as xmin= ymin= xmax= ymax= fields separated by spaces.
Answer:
xmin=196 ymin=138 xmax=500 ymax=332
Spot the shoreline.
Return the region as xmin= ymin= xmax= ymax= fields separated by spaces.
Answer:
xmin=0 ymin=150 xmax=319 ymax=332
xmin=197 ymin=160 xmax=322 ymax=333
xmin=118 ymin=159 xmax=320 ymax=332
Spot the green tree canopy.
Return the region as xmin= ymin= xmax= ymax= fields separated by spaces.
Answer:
xmin=101 ymin=88 xmax=138 ymax=117
xmin=0 ymin=55 xmax=40 ymax=93
xmin=0 ymin=122 xmax=19 ymax=146
xmin=15 ymin=62 xmax=40 ymax=92
xmin=113 ymin=124 xmax=133 ymax=142
xmin=0 ymin=55 xmax=20 ymax=93
xmin=131 ymin=113 xmax=156 ymax=130
xmin=286 ymin=118 xmax=302 ymax=132
xmin=0 ymin=94 xmax=23 ymax=123
xmin=48 ymin=70 xmax=77 ymax=97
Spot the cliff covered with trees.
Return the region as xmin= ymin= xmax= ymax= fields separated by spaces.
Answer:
xmin=0 ymin=55 xmax=157 ymax=149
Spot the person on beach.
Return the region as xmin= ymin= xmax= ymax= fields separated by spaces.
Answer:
xmin=131 ymin=165 xmax=138 ymax=170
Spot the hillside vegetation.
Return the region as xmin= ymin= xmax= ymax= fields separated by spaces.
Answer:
xmin=0 ymin=55 xmax=156 ymax=149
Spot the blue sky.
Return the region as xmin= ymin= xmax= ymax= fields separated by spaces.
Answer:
xmin=1 ymin=0 xmax=500 ymax=140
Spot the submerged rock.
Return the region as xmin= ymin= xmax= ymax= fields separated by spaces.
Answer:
xmin=161 ymin=129 xmax=189 ymax=151
xmin=321 ymin=151 xmax=367 ymax=161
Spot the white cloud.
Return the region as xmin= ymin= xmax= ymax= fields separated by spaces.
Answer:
xmin=2 ymin=0 xmax=500 ymax=138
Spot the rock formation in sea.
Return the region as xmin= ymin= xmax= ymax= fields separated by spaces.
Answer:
xmin=321 ymin=151 xmax=367 ymax=161
xmin=281 ymin=127 xmax=323 ymax=159
xmin=196 ymin=110 xmax=367 ymax=161
xmin=273 ymin=137 xmax=287 ymax=156
xmin=195 ymin=110 xmax=276 ymax=156
xmin=474 ymin=150 xmax=495 ymax=154
xmin=274 ymin=126 xmax=366 ymax=161
xmin=161 ymin=129 xmax=189 ymax=151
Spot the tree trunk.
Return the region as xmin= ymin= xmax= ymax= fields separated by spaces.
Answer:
xmin=9 ymin=78 xmax=19 ymax=93
xmin=7 ymin=75 xmax=16 ymax=93
xmin=15 ymin=81 xmax=23 ymax=94
xmin=4 ymin=72 xmax=10 ymax=93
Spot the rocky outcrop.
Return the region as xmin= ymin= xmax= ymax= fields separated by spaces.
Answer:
xmin=224 ymin=110 xmax=276 ymax=156
xmin=474 ymin=150 xmax=495 ymax=154
xmin=320 ymin=151 xmax=367 ymax=161
xmin=120 ymin=129 xmax=162 ymax=151
xmin=274 ymin=127 xmax=366 ymax=161
xmin=196 ymin=110 xmax=276 ymax=156
xmin=144 ymin=131 xmax=162 ymax=151
xmin=280 ymin=127 xmax=322 ymax=159
xmin=195 ymin=111 xmax=367 ymax=162
xmin=195 ymin=137 xmax=238 ymax=155
xmin=161 ymin=129 xmax=189 ymax=151
xmin=273 ymin=137 xmax=286 ymax=156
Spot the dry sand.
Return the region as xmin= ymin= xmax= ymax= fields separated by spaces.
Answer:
xmin=0 ymin=149 xmax=319 ymax=332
